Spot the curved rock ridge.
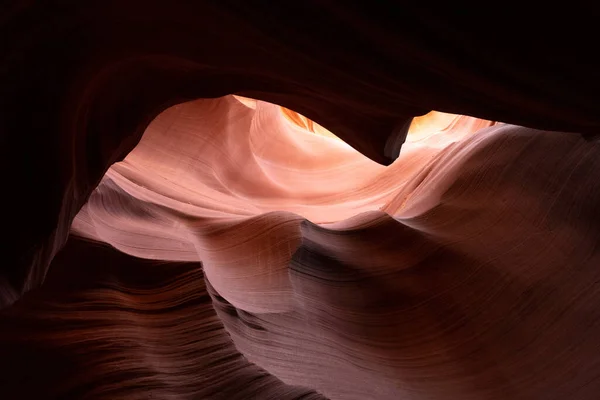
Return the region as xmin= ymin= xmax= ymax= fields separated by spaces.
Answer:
xmin=0 ymin=237 xmax=327 ymax=400
xmin=44 ymin=95 xmax=600 ymax=399
xmin=72 ymin=96 xmax=495 ymax=313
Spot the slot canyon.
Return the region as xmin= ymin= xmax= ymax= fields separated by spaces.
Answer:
xmin=2 ymin=3 xmax=600 ymax=399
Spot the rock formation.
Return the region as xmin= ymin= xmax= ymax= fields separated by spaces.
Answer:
xmin=2 ymin=3 xmax=600 ymax=399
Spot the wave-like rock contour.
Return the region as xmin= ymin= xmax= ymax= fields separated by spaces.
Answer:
xmin=3 ymin=95 xmax=599 ymax=399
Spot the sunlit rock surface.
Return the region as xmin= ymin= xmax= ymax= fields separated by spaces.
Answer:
xmin=3 ymin=5 xmax=600 ymax=399
xmin=72 ymin=96 xmax=495 ymax=314
xmin=5 ymin=95 xmax=600 ymax=399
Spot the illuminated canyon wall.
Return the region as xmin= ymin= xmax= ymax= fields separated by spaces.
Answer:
xmin=3 ymin=3 xmax=600 ymax=399
xmin=4 ymin=95 xmax=600 ymax=399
